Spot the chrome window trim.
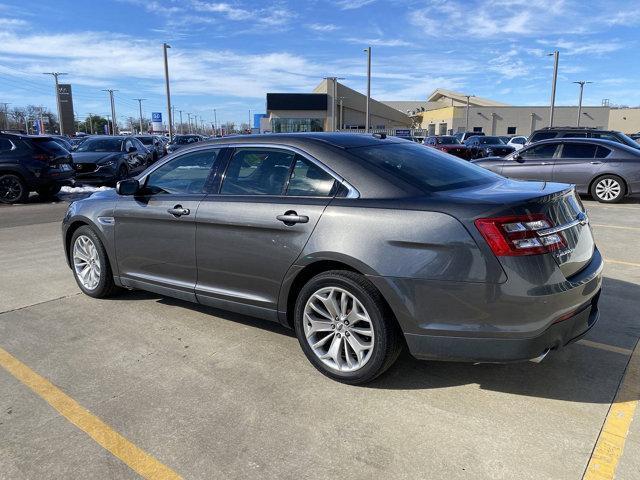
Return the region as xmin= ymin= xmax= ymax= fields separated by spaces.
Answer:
xmin=0 ymin=138 xmax=16 ymax=152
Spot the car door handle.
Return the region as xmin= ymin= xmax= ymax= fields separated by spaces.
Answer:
xmin=541 ymin=162 xmax=552 ymax=165
xmin=590 ymin=161 xmax=601 ymax=165
xmin=276 ymin=211 xmax=309 ymax=225
xmin=167 ymin=205 xmax=190 ymax=217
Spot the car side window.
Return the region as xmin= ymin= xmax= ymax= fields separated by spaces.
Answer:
xmin=561 ymin=143 xmax=598 ymax=158
xmin=145 ymin=149 xmax=218 ymax=195
xmin=286 ymin=156 xmax=336 ymax=197
xmin=592 ymin=133 xmax=620 ymax=143
xmin=124 ymin=139 xmax=134 ymax=151
xmin=530 ymin=132 xmax=557 ymax=142
xmin=561 ymin=132 xmax=588 ymax=138
xmin=0 ymin=138 xmax=14 ymax=152
xmin=221 ymin=148 xmax=295 ymax=196
xmin=519 ymin=143 xmax=559 ymax=159
xmin=595 ymin=146 xmax=611 ymax=158
xmin=512 ymin=137 xmax=525 ymax=145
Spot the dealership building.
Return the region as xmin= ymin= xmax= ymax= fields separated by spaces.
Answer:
xmin=264 ymin=81 xmax=639 ymax=136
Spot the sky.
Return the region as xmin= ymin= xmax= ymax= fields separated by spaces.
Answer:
xmin=0 ymin=0 xmax=638 ymax=127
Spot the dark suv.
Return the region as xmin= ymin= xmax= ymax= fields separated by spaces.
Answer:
xmin=528 ymin=127 xmax=640 ymax=149
xmin=0 ymin=133 xmax=74 ymax=203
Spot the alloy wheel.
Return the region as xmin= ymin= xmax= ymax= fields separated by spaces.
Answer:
xmin=0 ymin=175 xmax=24 ymax=203
xmin=303 ymin=286 xmax=375 ymax=372
xmin=595 ymin=178 xmax=621 ymax=202
xmin=73 ymin=235 xmax=101 ymax=290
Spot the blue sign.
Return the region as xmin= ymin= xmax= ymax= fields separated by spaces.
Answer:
xmin=151 ymin=112 xmax=162 ymax=122
xmin=395 ymin=129 xmax=411 ymax=136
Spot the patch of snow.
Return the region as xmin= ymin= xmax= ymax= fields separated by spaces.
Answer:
xmin=60 ymin=186 xmax=112 ymax=194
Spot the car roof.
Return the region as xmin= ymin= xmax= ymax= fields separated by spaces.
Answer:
xmin=193 ymin=133 xmax=407 ymax=150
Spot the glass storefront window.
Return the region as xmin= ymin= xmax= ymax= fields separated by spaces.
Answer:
xmin=271 ymin=118 xmax=324 ymax=133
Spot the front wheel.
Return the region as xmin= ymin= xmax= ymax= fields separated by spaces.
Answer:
xmin=70 ymin=226 xmax=118 ymax=298
xmin=294 ymin=270 xmax=403 ymax=384
xmin=0 ymin=173 xmax=28 ymax=204
xmin=591 ymin=175 xmax=626 ymax=203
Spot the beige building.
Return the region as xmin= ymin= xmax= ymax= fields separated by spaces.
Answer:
xmin=608 ymin=108 xmax=640 ymax=134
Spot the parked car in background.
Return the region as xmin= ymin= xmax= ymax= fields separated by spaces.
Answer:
xmin=71 ymin=135 xmax=152 ymax=185
xmin=49 ymin=135 xmax=73 ymax=152
xmin=62 ymin=133 xmax=602 ymax=384
xmin=69 ymin=137 xmax=87 ymax=149
xmin=424 ymin=135 xmax=470 ymax=159
xmin=507 ymin=136 xmax=528 ymax=151
xmin=629 ymin=133 xmax=640 ymax=141
xmin=454 ymin=131 xmax=486 ymax=142
xmin=135 ymin=135 xmax=164 ymax=162
xmin=464 ymin=135 xmax=515 ymax=158
xmin=498 ymin=136 xmax=511 ymax=144
xmin=0 ymin=133 xmax=74 ymax=203
xmin=166 ymin=134 xmax=205 ymax=154
xmin=528 ymin=127 xmax=640 ymax=150
xmin=472 ymin=138 xmax=640 ymax=203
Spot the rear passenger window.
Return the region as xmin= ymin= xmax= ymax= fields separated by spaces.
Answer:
xmin=286 ymin=157 xmax=335 ymax=197
xmin=561 ymin=143 xmax=597 ymax=158
xmin=221 ymin=148 xmax=295 ymax=195
xmin=595 ymin=146 xmax=611 ymax=158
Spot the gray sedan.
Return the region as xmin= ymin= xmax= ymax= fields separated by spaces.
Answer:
xmin=62 ymin=133 xmax=602 ymax=384
xmin=473 ymin=138 xmax=640 ymax=203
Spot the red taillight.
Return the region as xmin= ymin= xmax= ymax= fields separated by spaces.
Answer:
xmin=33 ymin=153 xmax=53 ymax=162
xmin=475 ymin=214 xmax=565 ymax=256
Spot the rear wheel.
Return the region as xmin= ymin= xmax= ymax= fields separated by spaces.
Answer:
xmin=0 ymin=173 xmax=28 ymax=204
xmin=294 ymin=270 xmax=403 ymax=384
xmin=70 ymin=226 xmax=118 ymax=298
xmin=591 ymin=175 xmax=626 ymax=203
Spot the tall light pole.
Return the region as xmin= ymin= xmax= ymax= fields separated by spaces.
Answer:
xmin=178 ymin=110 xmax=183 ymax=134
xmin=573 ymin=81 xmax=593 ymax=127
xmin=213 ymin=109 xmax=218 ymax=136
xmin=548 ymin=50 xmax=559 ymax=128
xmin=187 ymin=113 xmax=192 ymax=133
xmin=163 ymin=43 xmax=174 ymax=141
xmin=42 ymin=72 xmax=67 ymax=134
xmin=134 ymin=98 xmax=146 ymax=133
xmin=464 ymin=94 xmax=475 ymax=132
xmin=102 ymin=89 xmax=118 ymax=135
xmin=364 ymin=47 xmax=371 ymax=132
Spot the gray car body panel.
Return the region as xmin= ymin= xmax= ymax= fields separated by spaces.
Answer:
xmin=62 ymin=133 xmax=603 ymax=363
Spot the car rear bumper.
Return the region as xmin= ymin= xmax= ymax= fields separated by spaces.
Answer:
xmin=368 ymin=247 xmax=603 ymax=363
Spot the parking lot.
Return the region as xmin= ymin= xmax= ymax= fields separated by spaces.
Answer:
xmin=1 ymin=195 xmax=639 ymax=480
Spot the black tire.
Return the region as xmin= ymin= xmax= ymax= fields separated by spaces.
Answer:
xmin=0 ymin=173 xmax=29 ymax=204
xmin=36 ymin=184 xmax=62 ymax=199
xmin=294 ymin=270 xmax=403 ymax=385
xmin=69 ymin=226 xmax=119 ymax=298
xmin=590 ymin=174 xmax=626 ymax=203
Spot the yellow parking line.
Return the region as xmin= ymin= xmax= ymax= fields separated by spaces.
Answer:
xmin=605 ymin=259 xmax=640 ymax=268
xmin=592 ymin=224 xmax=640 ymax=232
xmin=579 ymin=339 xmax=633 ymax=356
xmin=583 ymin=339 xmax=640 ymax=480
xmin=0 ymin=346 xmax=182 ymax=480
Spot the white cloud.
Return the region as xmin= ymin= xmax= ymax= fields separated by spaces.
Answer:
xmin=344 ymin=37 xmax=411 ymax=47
xmin=335 ymin=0 xmax=376 ymax=10
xmin=307 ymin=23 xmax=339 ymax=32
xmin=189 ymin=1 xmax=293 ymax=26
xmin=537 ymin=39 xmax=624 ymax=55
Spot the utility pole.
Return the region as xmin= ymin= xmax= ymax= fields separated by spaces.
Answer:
xmin=102 ymin=89 xmax=118 ymax=134
xmin=339 ymin=97 xmax=344 ymax=130
xmin=548 ymin=50 xmax=559 ymax=128
xmin=213 ymin=109 xmax=218 ymax=136
xmin=0 ymin=102 xmax=9 ymax=130
xmin=187 ymin=113 xmax=192 ymax=133
xmin=39 ymin=106 xmax=45 ymax=134
xmin=134 ymin=98 xmax=146 ymax=133
xmin=464 ymin=95 xmax=475 ymax=132
xmin=88 ymin=113 xmax=94 ymax=134
xmin=43 ymin=72 xmax=67 ymax=134
xmin=178 ymin=110 xmax=183 ymax=134
xmin=163 ymin=43 xmax=174 ymax=141
xmin=364 ymin=47 xmax=371 ymax=132
xmin=573 ymin=81 xmax=593 ymax=127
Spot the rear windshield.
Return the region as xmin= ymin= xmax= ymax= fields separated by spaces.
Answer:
xmin=349 ymin=142 xmax=499 ymax=193
xmin=476 ymin=137 xmax=504 ymax=145
xmin=30 ymin=137 xmax=69 ymax=154
xmin=76 ymin=138 xmax=123 ymax=152
xmin=173 ymin=135 xmax=200 ymax=145
xmin=437 ymin=137 xmax=460 ymax=145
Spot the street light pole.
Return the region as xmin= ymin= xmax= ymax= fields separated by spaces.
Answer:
xmin=464 ymin=94 xmax=475 ymax=132
xmin=134 ymin=98 xmax=146 ymax=133
xmin=213 ymin=109 xmax=218 ymax=136
xmin=187 ymin=113 xmax=192 ymax=133
xmin=178 ymin=110 xmax=183 ymax=134
xmin=364 ymin=47 xmax=371 ymax=132
xmin=163 ymin=43 xmax=174 ymax=141
xmin=43 ymin=72 xmax=67 ymax=134
xmin=102 ymin=89 xmax=118 ymax=135
xmin=548 ymin=50 xmax=559 ymax=128
xmin=573 ymin=81 xmax=593 ymax=127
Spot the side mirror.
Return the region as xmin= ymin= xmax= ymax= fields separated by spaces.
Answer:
xmin=127 ymin=145 xmax=137 ymax=153
xmin=116 ymin=178 xmax=139 ymax=195
xmin=514 ymin=154 xmax=524 ymax=163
